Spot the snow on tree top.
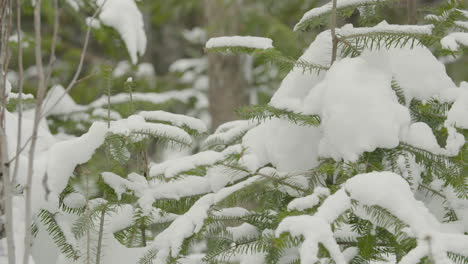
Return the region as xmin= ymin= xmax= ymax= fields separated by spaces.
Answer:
xmin=337 ymin=21 xmax=434 ymax=37
xmin=205 ymin=36 xmax=273 ymax=50
xmin=97 ymin=0 xmax=146 ymax=64
xmin=89 ymin=89 xmax=197 ymax=108
xmin=138 ymin=110 xmax=208 ymax=133
xmin=294 ymin=0 xmax=385 ymax=31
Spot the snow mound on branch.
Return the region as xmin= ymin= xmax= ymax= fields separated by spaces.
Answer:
xmin=287 ymin=187 xmax=330 ymax=211
xmin=446 ymin=82 xmax=468 ymax=129
xmin=276 ymin=215 xmax=346 ymax=264
xmin=42 ymin=85 xmax=87 ymax=116
xmin=205 ymin=36 xmax=273 ymax=50
xmin=361 ymin=44 xmax=456 ymax=102
xmin=303 ymin=57 xmax=410 ymax=162
xmin=138 ymin=110 xmax=207 ymax=133
xmin=345 ymin=172 xmax=442 ymax=235
xmin=149 ymin=151 xmax=223 ymax=178
xmin=337 ymin=21 xmax=433 ymax=36
xmin=269 ymin=31 xmax=331 ymax=111
xmin=441 ymin=32 xmax=468 ymax=51
xmin=109 ymin=115 xmax=192 ymax=145
xmin=294 ymin=0 xmax=385 ymax=30
xmin=241 ymin=118 xmax=322 ymax=172
xmin=47 ymin=122 xmax=108 ymax=195
xmin=97 ymin=0 xmax=146 ymax=64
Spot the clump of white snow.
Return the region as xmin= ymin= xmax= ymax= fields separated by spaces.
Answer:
xmin=303 ymin=57 xmax=410 ymax=161
xmin=294 ymin=0 xmax=385 ymax=31
xmin=205 ymin=36 xmax=273 ymax=50
xmin=63 ymin=193 xmax=86 ymax=209
xmin=441 ymin=32 xmax=468 ymax=51
xmin=138 ymin=110 xmax=207 ymax=134
xmin=241 ymin=118 xmax=322 ymax=172
xmin=97 ymin=0 xmax=146 ymax=64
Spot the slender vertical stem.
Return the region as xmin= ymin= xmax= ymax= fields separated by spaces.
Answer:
xmin=12 ymin=0 xmax=24 ymax=185
xmin=95 ymin=67 xmax=112 ymax=264
xmin=0 ymin=130 xmax=15 ymax=264
xmin=141 ymin=225 xmax=147 ymax=247
xmin=330 ymin=0 xmax=339 ymax=65
xmin=95 ymin=208 xmax=106 ymax=264
xmin=1 ymin=1 xmax=16 ymax=262
xmin=44 ymin=0 xmax=59 ymax=88
xmin=24 ymin=0 xmax=48 ymax=263
xmin=40 ymin=0 xmax=59 ymax=195
xmin=85 ymin=175 xmax=91 ymax=264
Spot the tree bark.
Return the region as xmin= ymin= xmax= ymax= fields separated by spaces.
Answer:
xmin=204 ymin=0 xmax=249 ymax=130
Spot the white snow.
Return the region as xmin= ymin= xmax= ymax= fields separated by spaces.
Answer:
xmin=91 ymin=108 xmax=122 ymax=120
xmin=149 ymin=151 xmax=223 ymax=178
xmin=169 ymin=58 xmax=207 ymax=73
xmin=148 ymin=176 xmax=262 ymax=263
xmin=360 ymin=44 xmax=457 ymax=102
xmin=63 ymin=193 xmax=86 ymax=209
xmin=441 ymin=32 xmax=468 ymax=51
xmin=205 ymin=36 xmax=273 ymax=50
xmin=276 ymin=172 xmax=468 ymax=264
xmin=47 ymin=122 xmax=108 ymax=195
xmin=97 ymin=0 xmax=146 ymax=64
xmin=402 ymin=122 xmax=442 ymax=152
xmin=8 ymin=92 xmax=34 ymax=100
xmin=183 ymin=27 xmax=207 ymax=44
xmin=303 ymin=57 xmax=410 ymax=161
xmin=109 ymin=115 xmax=192 ymax=145
xmin=337 ymin=21 xmax=433 ymax=37
xmin=241 ymin=118 xmax=322 ymax=172
xmin=113 ymin=60 xmax=131 ymax=77
xmin=269 ymin=30 xmax=331 ymax=111
xmin=287 ymin=187 xmax=330 ymax=211
xmin=89 ymin=89 xmax=197 ymax=108
xmin=446 ymin=85 xmax=468 ymax=129
xmin=455 ymin=21 xmax=468 ymax=30
xmin=65 ymin=0 xmax=82 ymax=11
xmin=212 ymin=207 xmax=250 ymax=218
xmin=205 ymin=120 xmax=258 ymax=149
xmin=85 ymin=17 xmax=100 ymax=28
xmin=227 ymin=223 xmax=259 ymax=241
xmin=42 ymin=85 xmax=87 ymax=116
xmin=136 ymin=62 xmax=155 ymax=78
xmin=294 ymin=0 xmax=385 ymax=31
xmin=138 ymin=110 xmax=207 ymax=133
xmin=276 ymin=215 xmax=346 ymax=264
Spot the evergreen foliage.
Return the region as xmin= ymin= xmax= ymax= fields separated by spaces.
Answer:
xmin=4 ymin=0 xmax=468 ymax=264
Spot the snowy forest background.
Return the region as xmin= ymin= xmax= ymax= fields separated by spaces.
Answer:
xmin=0 ymin=0 xmax=467 ymax=264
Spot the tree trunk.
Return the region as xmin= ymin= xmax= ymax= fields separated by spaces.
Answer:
xmin=204 ymin=0 xmax=249 ymax=130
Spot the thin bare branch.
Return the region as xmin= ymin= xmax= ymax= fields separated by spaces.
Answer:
xmin=330 ymin=0 xmax=338 ymax=64
xmin=1 ymin=1 xmax=17 ymax=263
xmin=44 ymin=0 xmax=60 ymax=88
xmin=12 ymin=0 xmax=25 ymax=185
xmin=23 ymin=0 xmax=48 ymax=262
xmin=40 ymin=1 xmax=107 ymax=119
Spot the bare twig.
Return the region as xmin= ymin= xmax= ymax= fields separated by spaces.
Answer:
xmin=40 ymin=0 xmax=107 ymax=119
xmin=6 ymin=1 xmax=107 ymax=166
xmin=330 ymin=0 xmax=339 ymax=64
xmin=23 ymin=0 xmax=48 ymax=262
xmin=12 ymin=0 xmax=25 ymax=185
xmin=0 ymin=1 xmax=17 ymax=263
xmin=44 ymin=0 xmax=60 ymax=88
xmin=95 ymin=206 xmax=106 ymax=264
